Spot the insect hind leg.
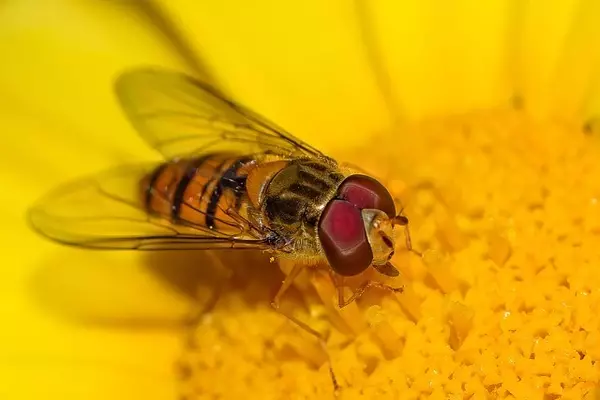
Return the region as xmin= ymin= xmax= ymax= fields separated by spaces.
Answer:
xmin=271 ymin=263 xmax=340 ymax=394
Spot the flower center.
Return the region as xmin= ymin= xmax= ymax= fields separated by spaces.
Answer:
xmin=176 ymin=110 xmax=600 ymax=399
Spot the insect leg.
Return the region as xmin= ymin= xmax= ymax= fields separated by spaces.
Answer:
xmin=271 ymin=263 xmax=304 ymax=309
xmin=271 ymin=263 xmax=340 ymax=393
xmin=223 ymin=205 xmax=250 ymax=230
xmin=335 ymin=278 xmax=404 ymax=309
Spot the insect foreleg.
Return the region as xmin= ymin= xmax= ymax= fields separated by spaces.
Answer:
xmin=334 ymin=277 xmax=404 ymax=309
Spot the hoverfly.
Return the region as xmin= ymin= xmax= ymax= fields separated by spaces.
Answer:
xmin=29 ymin=68 xmax=419 ymax=389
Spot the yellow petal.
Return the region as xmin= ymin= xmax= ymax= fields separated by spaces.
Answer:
xmin=0 ymin=2 xmax=200 ymax=398
xmin=0 ymin=0 xmax=194 ymax=170
xmin=370 ymin=0 xmax=514 ymax=119
xmin=157 ymin=0 xmax=394 ymax=153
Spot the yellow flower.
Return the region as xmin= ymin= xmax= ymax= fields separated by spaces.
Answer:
xmin=3 ymin=1 xmax=600 ymax=399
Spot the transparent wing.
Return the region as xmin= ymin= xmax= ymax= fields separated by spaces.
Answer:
xmin=28 ymin=164 xmax=274 ymax=251
xmin=114 ymin=67 xmax=336 ymax=161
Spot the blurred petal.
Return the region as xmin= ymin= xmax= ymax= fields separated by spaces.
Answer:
xmin=516 ymin=0 xmax=600 ymax=121
xmin=371 ymin=0 xmax=514 ymax=119
xmin=157 ymin=0 xmax=394 ymax=153
xmin=0 ymin=0 xmax=195 ymax=170
xmin=0 ymin=2 xmax=201 ymax=399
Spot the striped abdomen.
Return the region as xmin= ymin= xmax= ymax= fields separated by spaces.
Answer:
xmin=140 ymin=153 xmax=252 ymax=233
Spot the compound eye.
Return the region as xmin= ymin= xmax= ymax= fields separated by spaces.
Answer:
xmin=318 ymin=199 xmax=373 ymax=276
xmin=337 ymin=175 xmax=396 ymax=217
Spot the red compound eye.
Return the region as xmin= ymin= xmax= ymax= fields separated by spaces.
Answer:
xmin=318 ymin=199 xmax=373 ymax=276
xmin=337 ymin=175 xmax=396 ymax=217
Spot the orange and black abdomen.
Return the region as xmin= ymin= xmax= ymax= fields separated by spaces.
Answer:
xmin=140 ymin=153 xmax=253 ymax=232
